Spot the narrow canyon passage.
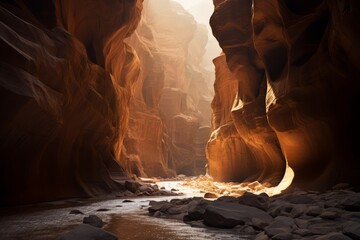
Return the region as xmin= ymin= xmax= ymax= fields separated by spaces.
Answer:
xmin=1 ymin=0 xmax=360 ymax=239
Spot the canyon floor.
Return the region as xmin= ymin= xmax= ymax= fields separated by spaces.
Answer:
xmin=0 ymin=178 xmax=359 ymax=240
xmin=0 ymin=180 xmax=247 ymax=240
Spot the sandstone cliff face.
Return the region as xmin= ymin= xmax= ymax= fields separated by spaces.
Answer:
xmin=121 ymin=4 xmax=174 ymax=178
xmin=123 ymin=0 xmax=214 ymax=177
xmin=209 ymin=0 xmax=360 ymax=189
xmin=207 ymin=55 xmax=251 ymax=182
xmin=0 ymin=0 xmax=214 ymax=205
xmin=0 ymin=0 xmax=143 ymax=205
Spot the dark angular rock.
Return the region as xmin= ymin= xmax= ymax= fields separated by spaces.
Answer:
xmin=184 ymin=199 xmax=211 ymax=221
xmin=337 ymin=193 xmax=360 ymax=212
xmin=272 ymin=233 xmax=293 ymax=240
xmin=167 ymin=205 xmax=188 ymax=215
xmin=268 ymin=201 xmax=294 ymax=217
xmin=83 ymin=215 xmax=104 ymax=228
xmin=96 ymin=208 xmax=109 ymax=212
xmin=217 ymin=196 xmax=238 ymax=203
xmin=125 ymin=180 xmax=142 ymax=193
xmin=308 ymin=221 xmax=343 ymax=235
xmin=306 ymin=206 xmax=322 ymax=217
xmin=282 ymin=194 xmax=313 ymax=204
xmin=190 ymin=220 xmax=207 ymax=228
xmin=293 ymin=229 xmax=313 ymax=237
xmin=153 ymin=211 xmax=164 ymax=218
xmin=234 ymin=225 xmax=257 ymax=234
xmin=251 ymin=217 xmax=269 ymax=230
xmin=290 ymin=204 xmax=307 ymax=218
xmin=203 ymin=201 xmax=272 ymax=228
xmin=343 ymin=212 xmax=360 ymax=222
xmin=265 ymin=228 xmax=291 ymax=238
xmin=238 ymin=192 xmax=269 ymax=211
xmin=343 ymin=221 xmax=360 ymax=239
xmin=204 ymin=192 xmax=218 ymax=198
xmin=60 ymin=224 xmax=117 ymax=240
xmin=148 ymin=201 xmax=172 ymax=214
xmin=294 ymin=218 xmax=309 ymax=229
xmin=315 ymin=232 xmax=352 ymax=240
xmin=265 ymin=216 xmax=294 ymax=237
xmin=69 ymin=210 xmax=83 ymax=215
xmin=320 ymin=211 xmax=338 ymax=220
xmin=255 ymin=231 xmax=270 ymax=240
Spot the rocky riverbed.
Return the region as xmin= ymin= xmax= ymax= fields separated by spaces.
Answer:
xmin=148 ymin=183 xmax=360 ymax=240
xmin=0 ymin=180 xmax=359 ymax=240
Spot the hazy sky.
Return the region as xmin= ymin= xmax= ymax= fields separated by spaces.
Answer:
xmin=172 ymin=0 xmax=214 ymax=34
xmin=172 ymin=0 xmax=221 ymax=69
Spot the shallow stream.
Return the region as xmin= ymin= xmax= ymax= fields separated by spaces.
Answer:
xmin=0 ymin=181 xmax=249 ymax=239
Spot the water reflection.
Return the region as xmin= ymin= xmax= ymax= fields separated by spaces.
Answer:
xmin=106 ymin=213 xmax=249 ymax=240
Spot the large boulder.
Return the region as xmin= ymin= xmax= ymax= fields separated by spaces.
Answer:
xmin=60 ymin=224 xmax=117 ymax=240
xmin=203 ymin=201 xmax=273 ymax=228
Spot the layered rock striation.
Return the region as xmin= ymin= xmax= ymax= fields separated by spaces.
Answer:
xmin=123 ymin=0 xmax=214 ymax=177
xmin=0 ymin=0 xmax=215 ymax=206
xmin=208 ymin=0 xmax=360 ymax=189
xmin=0 ymin=0 xmax=143 ymax=205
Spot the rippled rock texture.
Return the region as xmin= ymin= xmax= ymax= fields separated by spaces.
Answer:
xmin=124 ymin=0 xmax=213 ymax=177
xmin=0 ymin=0 xmax=143 ymax=205
xmin=208 ymin=0 xmax=360 ymax=189
xmin=0 ymin=0 xmax=214 ymax=205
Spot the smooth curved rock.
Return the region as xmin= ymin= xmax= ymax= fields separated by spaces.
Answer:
xmin=209 ymin=0 xmax=360 ymax=190
xmin=0 ymin=0 xmax=143 ymax=205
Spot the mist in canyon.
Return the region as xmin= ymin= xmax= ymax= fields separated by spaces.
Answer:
xmin=0 ymin=0 xmax=360 ymax=239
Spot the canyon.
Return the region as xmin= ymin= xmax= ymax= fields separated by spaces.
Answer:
xmin=0 ymin=0 xmax=359 ymax=239
xmin=0 ymin=0 xmax=213 ymax=205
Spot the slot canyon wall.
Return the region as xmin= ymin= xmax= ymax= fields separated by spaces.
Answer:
xmin=122 ymin=0 xmax=213 ymax=178
xmin=0 ymin=0 xmax=213 ymax=205
xmin=207 ymin=0 xmax=360 ymax=190
xmin=0 ymin=0 xmax=144 ymax=205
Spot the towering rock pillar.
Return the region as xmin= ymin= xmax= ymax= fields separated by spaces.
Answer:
xmin=208 ymin=0 xmax=360 ymax=189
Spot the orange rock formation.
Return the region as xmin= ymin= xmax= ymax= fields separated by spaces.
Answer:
xmin=208 ymin=0 xmax=360 ymax=189
xmin=123 ymin=0 xmax=213 ymax=177
xmin=0 ymin=0 xmax=143 ymax=205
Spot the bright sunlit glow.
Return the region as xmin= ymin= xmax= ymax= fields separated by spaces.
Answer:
xmin=172 ymin=0 xmax=213 ymax=29
xmin=172 ymin=0 xmax=221 ymax=70
xmin=183 ymin=165 xmax=295 ymax=197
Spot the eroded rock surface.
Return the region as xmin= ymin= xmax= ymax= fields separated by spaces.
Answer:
xmin=149 ymin=188 xmax=360 ymax=239
xmin=0 ymin=0 xmax=214 ymax=205
xmin=208 ymin=0 xmax=360 ymax=189
xmin=0 ymin=0 xmax=143 ymax=205
xmin=123 ymin=0 xmax=214 ymax=177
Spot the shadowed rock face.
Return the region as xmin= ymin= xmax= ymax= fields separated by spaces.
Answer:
xmin=0 ymin=0 xmax=143 ymax=205
xmin=209 ymin=0 xmax=360 ymax=189
xmin=0 ymin=0 xmax=214 ymax=205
